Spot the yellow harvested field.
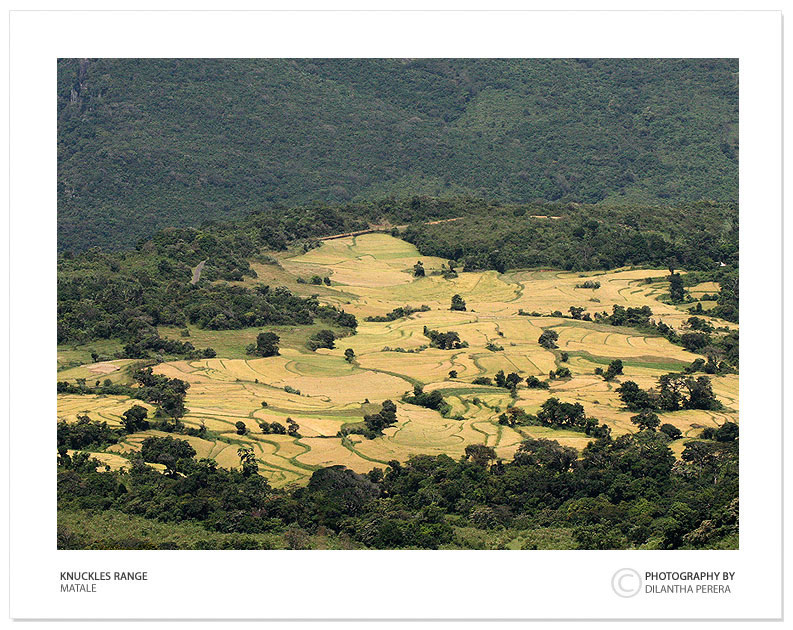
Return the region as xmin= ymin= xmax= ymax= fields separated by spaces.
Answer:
xmin=295 ymin=437 xmax=378 ymax=474
xmin=57 ymin=234 xmax=738 ymax=487
xmin=68 ymin=450 xmax=132 ymax=472
xmin=58 ymin=395 xmax=155 ymax=427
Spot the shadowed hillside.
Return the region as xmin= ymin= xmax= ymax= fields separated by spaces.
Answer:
xmin=58 ymin=58 xmax=738 ymax=251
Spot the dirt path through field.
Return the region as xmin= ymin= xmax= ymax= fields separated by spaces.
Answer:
xmin=190 ymin=259 xmax=207 ymax=284
xmin=318 ymin=217 xmax=464 ymax=242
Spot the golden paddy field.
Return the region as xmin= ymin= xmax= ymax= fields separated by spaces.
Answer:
xmin=57 ymin=233 xmax=738 ymax=486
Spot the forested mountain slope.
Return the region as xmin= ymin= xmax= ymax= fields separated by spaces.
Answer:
xmin=58 ymin=58 xmax=738 ymax=251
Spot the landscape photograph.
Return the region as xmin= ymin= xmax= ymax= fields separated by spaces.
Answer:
xmin=56 ymin=58 xmax=739 ymax=551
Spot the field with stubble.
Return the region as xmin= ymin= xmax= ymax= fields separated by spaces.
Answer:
xmin=57 ymin=234 xmax=738 ymax=486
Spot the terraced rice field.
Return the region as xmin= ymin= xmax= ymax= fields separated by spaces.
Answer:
xmin=57 ymin=234 xmax=738 ymax=486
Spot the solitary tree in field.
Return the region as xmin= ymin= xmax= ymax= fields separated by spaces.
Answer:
xmin=235 ymin=421 xmax=248 ymax=435
xmin=450 ymin=294 xmax=467 ymax=311
xmin=413 ymin=260 xmax=425 ymax=277
xmin=307 ymin=329 xmax=336 ymax=351
xmin=251 ymin=332 xmax=280 ymax=357
xmin=602 ymin=359 xmax=624 ymax=382
xmin=344 ymin=348 xmax=355 ymax=363
xmin=505 ymin=372 xmax=522 ymax=389
xmin=660 ymin=423 xmax=682 ymax=440
xmin=538 ymin=329 xmax=559 ymax=349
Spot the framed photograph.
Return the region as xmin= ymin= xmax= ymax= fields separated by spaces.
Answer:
xmin=5 ymin=4 xmax=784 ymax=623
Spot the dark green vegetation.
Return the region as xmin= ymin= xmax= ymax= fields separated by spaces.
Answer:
xmin=450 ymin=294 xmax=467 ymax=311
xmin=246 ymin=332 xmax=280 ymax=357
xmin=423 ymin=326 xmax=467 ymax=350
xmin=58 ymin=225 xmax=357 ymax=353
xmin=492 ymin=398 xmax=611 ymax=439
xmin=59 ymin=58 xmax=736 ymax=252
xmin=307 ymin=329 xmax=337 ymax=351
xmin=585 ymin=304 xmax=739 ymax=359
xmin=402 ymin=200 xmax=737 ymax=275
xmin=58 ymin=430 xmax=738 ymax=550
xmin=617 ymin=374 xmax=722 ymax=413
xmin=365 ymin=305 xmax=430 ymax=322
xmin=403 ymin=385 xmax=452 ymax=416
xmin=538 ymin=329 xmax=559 ymax=349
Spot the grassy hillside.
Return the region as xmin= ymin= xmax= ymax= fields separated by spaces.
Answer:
xmin=58 ymin=58 xmax=738 ymax=251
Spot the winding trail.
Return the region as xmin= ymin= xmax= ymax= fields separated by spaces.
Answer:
xmin=190 ymin=259 xmax=207 ymax=284
xmin=317 ymin=217 xmax=464 ymax=242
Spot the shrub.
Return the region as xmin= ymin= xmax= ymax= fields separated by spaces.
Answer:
xmin=307 ymin=329 xmax=336 ymax=351
xmin=538 ymin=330 xmax=559 ymax=349
xmin=660 ymin=423 xmax=682 ymax=440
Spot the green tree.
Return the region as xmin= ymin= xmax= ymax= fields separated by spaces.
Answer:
xmin=538 ymin=329 xmax=559 ymax=349
xmin=252 ymin=332 xmax=280 ymax=357
xmin=660 ymin=423 xmax=682 ymax=440
xmin=669 ymin=273 xmax=686 ymax=302
xmin=631 ymin=409 xmax=661 ymax=432
xmin=237 ymin=446 xmax=258 ymax=477
xmin=715 ymin=421 xmax=739 ymax=442
xmin=603 ymin=359 xmax=624 ymax=381
xmin=121 ymin=405 xmax=149 ymax=433
xmin=307 ymin=329 xmax=336 ymax=351
xmin=464 ymin=444 xmax=497 ymax=466
xmin=450 ymin=294 xmax=466 ymax=311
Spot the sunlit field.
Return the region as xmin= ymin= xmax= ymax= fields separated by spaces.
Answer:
xmin=58 ymin=234 xmax=738 ymax=487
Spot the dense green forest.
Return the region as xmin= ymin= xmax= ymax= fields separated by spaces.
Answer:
xmin=58 ymin=58 xmax=737 ymax=251
xmin=401 ymin=199 xmax=738 ymax=272
xmin=58 ymin=430 xmax=738 ymax=550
